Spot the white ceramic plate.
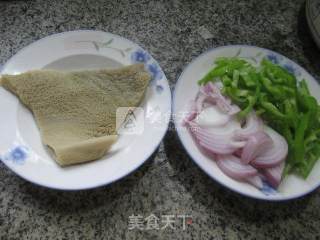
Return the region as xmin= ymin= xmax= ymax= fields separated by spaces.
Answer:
xmin=0 ymin=30 xmax=171 ymax=190
xmin=173 ymin=45 xmax=320 ymax=201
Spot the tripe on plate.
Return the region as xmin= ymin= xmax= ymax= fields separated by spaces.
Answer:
xmin=0 ymin=64 xmax=150 ymax=166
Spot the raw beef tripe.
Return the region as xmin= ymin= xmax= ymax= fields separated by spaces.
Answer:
xmin=0 ymin=64 xmax=150 ymax=166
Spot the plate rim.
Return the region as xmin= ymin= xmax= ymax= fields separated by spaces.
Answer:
xmin=173 ymin=44 xmax=320 ymax=201
xmin=0 ymin=30 xmax=172 ymax=191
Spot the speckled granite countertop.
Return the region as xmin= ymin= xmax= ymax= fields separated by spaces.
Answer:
xmin=1 ymin=0 xmax=320 ymax=239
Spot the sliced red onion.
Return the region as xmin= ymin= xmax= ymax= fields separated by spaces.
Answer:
xmin=246 ymin=175 xmax=263 ymax=189
xmin=196 ymin=92 xmax=207 ymax=113
xmin=216 ymin=154 xmax=264 ymax=189
xmin=234 ymin=112 xmax=263 ymax=139
xmin=199 ymin=82 xmax=240 ymax=115
xmin=216 ymin=154 xmax=258 ymax=179
xmin=200 ymin=82 xmax=215 ymax=95
xmin=211 ymin=88 xmax=233 ymax=113
xmin=262 ymin=162 xmax=285 ymax=188
xmin=241 ymin=131 xmax=273 ymax=164
xmin=188 ymin=121 xmax=238 ymax=138
xmin=251 ymin=127 xmax=288 ymax=168
xmin=196 ymin=106 xmax=231 ymax=127
xmin=228 ymin=104 xmax=241 ymax=116
xmin=198 ymin=140 xmax=241 ymax=155
xmin=187 ymin=121 xmax=245 ymax=154
xmin=182 ymin=99 xmax=198 ymax=126
xmin=184 ymin=84 xmax=289 ymax=189
xmin=182 ymin=100 xmax=197 ymax=125
xmin=191 ymin=130 xmax=243 ymax=154
xmin=199 ymin=133 xmax=246 ymax=149
xmin=234 ymin=149 xmax=243 ymax=158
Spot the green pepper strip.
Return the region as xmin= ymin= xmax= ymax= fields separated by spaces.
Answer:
xmin=260 ymin=101 xmax=287 ymax=120
xmin=198 ymin=59 xmax=247 ymax=85
xmin=292 ymin=113 xmax=310 ymax=166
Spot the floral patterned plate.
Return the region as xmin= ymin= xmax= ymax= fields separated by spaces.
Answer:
xmin=173 ymin=45 xmax=320 ymax=201
xmin=0 ymin=30 xmax=171 ymax=190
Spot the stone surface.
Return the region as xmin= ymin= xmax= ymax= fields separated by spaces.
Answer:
xmin=1 ymin=0 xmax=320 ymax=239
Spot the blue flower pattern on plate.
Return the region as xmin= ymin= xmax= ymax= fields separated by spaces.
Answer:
xmin=156 ymin=85 xmax=164 ymax=93
xmin=266 ymin=53 xmax=281 ymax=64
xmin=4 ymin=146 xmax=28 ymax=165
xmin=147 ymin=63 xmax=163 ymax=81
xmin=260 ymin=180 xmax=277 ymax=196
xmin=130 ymin=48 xmax=164 ymax=93
xmin=238 ymin=49 xmax=300 ymax=78
xmin=283 ymin=63 xmax=295 ymax=74
xmin=267 ymin=54 xmax=301 ymax=77
xmin=131 ymin=49 xmax=151 ymax=63
xmin=283 ymin=63 xmax=301 ymax=76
